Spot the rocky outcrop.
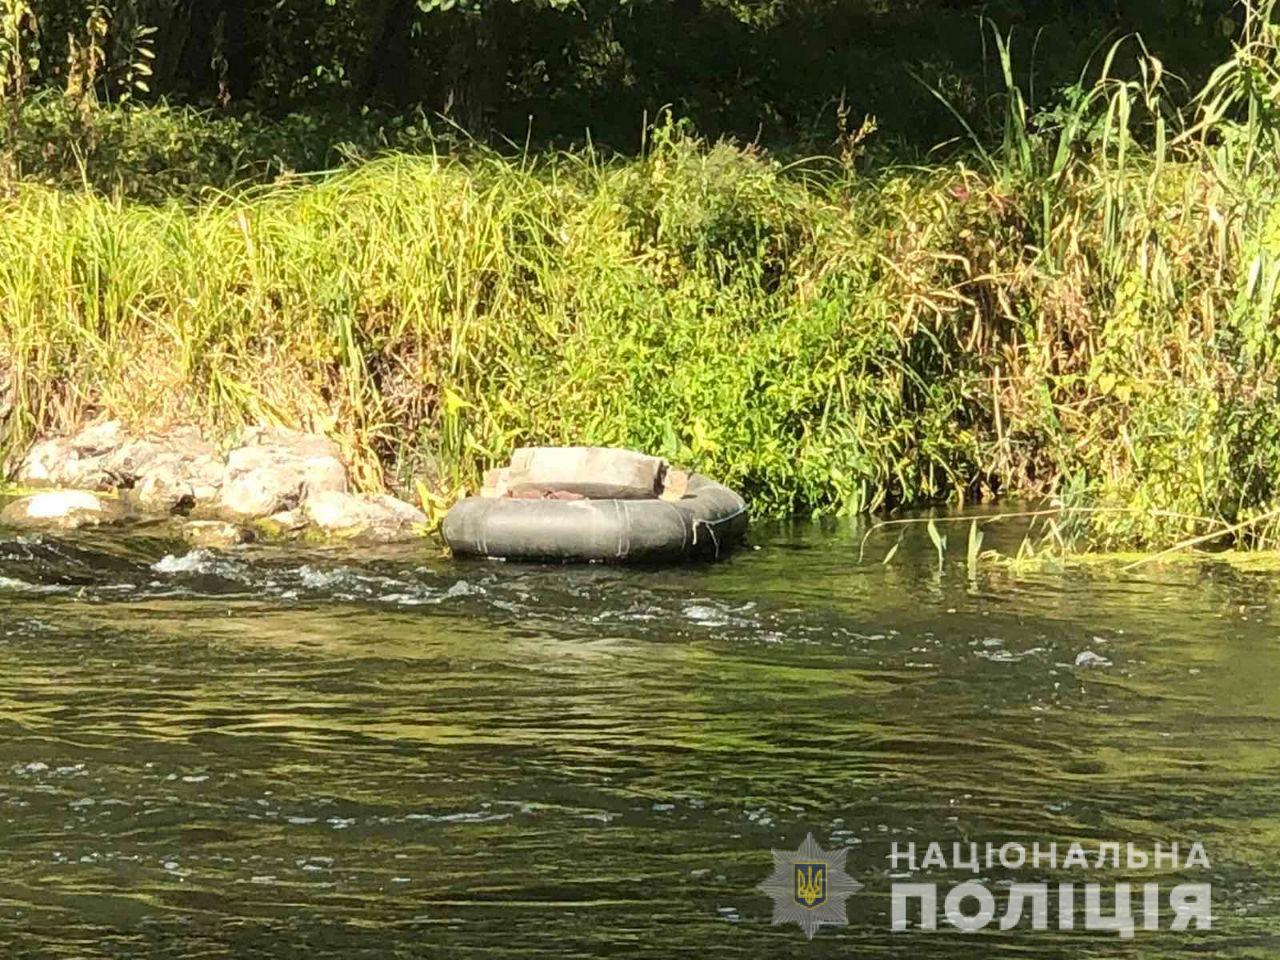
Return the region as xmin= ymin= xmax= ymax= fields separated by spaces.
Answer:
xmin=303 ymin=490 xmax=427 ymax=542
xmin=131 ymin=452 xmax=226 ymax=513
xmin=19 ymin=421 xmax=224 ymax=503
xmin=0 ymin=490 xmax=127 ymax=530
xmin=3 ymin=420 xmax=426 ymax=545
xmin=211 ymin=427 xmax=347 ymax=522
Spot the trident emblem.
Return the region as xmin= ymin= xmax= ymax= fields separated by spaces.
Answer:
xmin=794 ymin=863 xmax=827 ymax=907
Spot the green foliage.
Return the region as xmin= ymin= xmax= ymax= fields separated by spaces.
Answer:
xmin=4 ymin=3 xmax=1280 ymax=552
xmin=10 ymin=0 xmax=1245 ymax=149
xmin=7 ymin=92 xmax=416 ymax=200
xmin=0 ymin=125 xmax=994 ymax=515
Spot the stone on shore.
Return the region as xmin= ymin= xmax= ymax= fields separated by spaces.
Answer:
xmin=8 ymin=420 xmax=427 ymax=543
xmin=17 ymin=437 xmax=112 ymax=489
xmin=102 ymin=427 xmax=220 ymax=487
xmin=303 ymin=491 xmax=427 ymax=542
xmin=69 ymin=420 xmax=127 ymax=455
xmin=180 ymin=520 xmax=255 ymax=548
xmin=237 ymin=425 xmax=342 ymax=460
xmin=213 ymin=442 xmax=348 ymax=521
xmin=257 ymin=508 xmax=308 ymax=537
xmin=205 ymin=426 xmax=347 ymax=521
xmin=0 ymin=490 xmax=127 ymax=530
xmin=130 ymin=453 xmax=226 ymax=514
xmin=17 ymin=420 xmax=130 ymax=488
xmin=17 ymin=421 xmax=225 ymax=506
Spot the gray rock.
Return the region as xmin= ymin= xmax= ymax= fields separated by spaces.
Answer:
xmin=1074 ymin=650 xmax=1112 ymax=669
xmin=507 ymin=446 xmax=668 ymax=499
xmin=69 ymin=420 xmax=126 ymax=456
xmin=0 ymin=490 xmax=127 ymax=530
xmin=10 ymin=421 xmax=124 ymax=489
xmin=257 ymin=508 xmax=308 ymax=538
xmin=16 ymin=436 xmax=114 ymax=489
xmin=101 ymin=428 xmax=220 ymax=488
xmin=183 ymin=454 xmax=227 ymax=502
xmin=16 ymin=438 xmax=78 ymax=486
xmin=237 ymin=425 xmax=341 ymax=460
xmin=127 ymin=452 xmax=227 ymax=515
xmin=303 ymin=491 xmax=427 ymax=542
xmin=180 ymin=520 xmax=254 ymax=548
xmin=215 ymin=469 xmax=296 ymax=521
xmin=163 ymin=424 xmax=219 ymax=457
xmin=132 ymin=461 xmax=195 ymax=513
xmin=214 ymin=437 xmax=347 ymax=521
xmin=59 ymin=456 xmax=114 ymax=490
xmin=12 ymin=424 xmax=352 ymax=529
xmin=17 ymin=422 xmax=219 ymax=495
xmin=101 ymin=437 xmax=169 ymax=482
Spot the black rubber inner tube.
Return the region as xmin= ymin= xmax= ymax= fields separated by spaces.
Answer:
xmin=442 ymin=474 xmax=747 ymax=562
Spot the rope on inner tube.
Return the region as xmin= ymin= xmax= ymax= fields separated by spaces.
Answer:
xmin=690 ymin=503 xmax=747 ymax=558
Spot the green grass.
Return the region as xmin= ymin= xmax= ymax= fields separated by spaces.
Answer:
xmin=3 ymin=4 xmax=1280 ymax=550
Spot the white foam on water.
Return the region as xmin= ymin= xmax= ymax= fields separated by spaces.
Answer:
xmin=1074 ymin=649 xmax=1113 ymax=668
xmin=444 ymin=580 xmax=484 ymax=598
xmin=298 ymin=565 xmax=345 ymax=590
xmin=0 ymin=576 xmax=66 ymax=594
xmin=153 ymin=550 xmax=216 ymax=575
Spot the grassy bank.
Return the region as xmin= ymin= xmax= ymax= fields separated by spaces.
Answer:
xmin=3 ymin=10 xmax=1280 ymax=550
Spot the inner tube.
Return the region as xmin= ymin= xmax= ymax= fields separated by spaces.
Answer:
xmin=442 ymin=474 xmax=747 ymax=562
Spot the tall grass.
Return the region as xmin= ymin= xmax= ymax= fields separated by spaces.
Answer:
xmin=2 ymin=2 xmax=1280 ymax=549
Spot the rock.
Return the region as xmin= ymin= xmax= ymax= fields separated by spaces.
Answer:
xmin=182 ymin=455 xmax=226 ymax=502
xmin=660 ymin=468 xmax=690 ymax=501
xmin=134 ymin=458 xmax=201 ymax=513
xmin=130 ymin=453 xmax=226 ymax=514
xmin=256 ymin=508 xmax=308 ymax=538
xmin=1074 ymin=650 xmax=1112 ymax=669
xmin=0 ymin=490 xmax=127 ymax=530
xmin=60 ymin=456 xmax=115 ymax=490
xmin=303 ymin=491 xmax=427 ymax=542
xmin=124 ymin=452 xmax=226 ymax=515
xmin=16 ymin=436 xmax=114 ymax=489
xmin=180 ymin=520 xmax=254 ymax=548
xmin=101 ymin=430 xmax=219 ymax=487
xmin=68 ymin=420 xmax=126 ymax=455
xmin=237 ymin=425 xmax=341 ymax=460
xmin=10 ymin=423 xmax=352 ymax=528
xmin=507 ymin=447 xmax=668 ymax=499
xmin=101 ymin=437 xmax=169 ymax=482
xmin=17 ymin=422 xmax=220 ymax=496
xmin=214 ymin=469 xmax=294 ymax=521
xmin=213 ymin=435 xmax=347 ymax=521
xmin=16 ymin=438 xmax=77 ymax=486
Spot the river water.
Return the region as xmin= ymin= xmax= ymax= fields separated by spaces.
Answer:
xmin=0 ymin=513 xmax=1277 ymax=958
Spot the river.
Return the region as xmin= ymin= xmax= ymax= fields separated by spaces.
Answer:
xmin=1 ymin=513 xmax=1277 ymax=958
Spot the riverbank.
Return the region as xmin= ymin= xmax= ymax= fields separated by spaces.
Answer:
xmin=3 ymin=19 xmax=1280 ymax=553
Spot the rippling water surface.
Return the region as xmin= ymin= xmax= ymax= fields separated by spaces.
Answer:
xmin=1 ymin=512 xmax=1278 ymax=958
